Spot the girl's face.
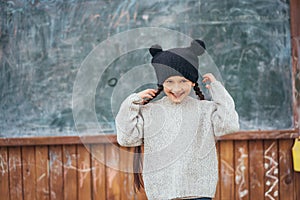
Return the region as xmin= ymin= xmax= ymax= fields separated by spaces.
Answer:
xmin=163 ymin=76 xmax=195 ymax=103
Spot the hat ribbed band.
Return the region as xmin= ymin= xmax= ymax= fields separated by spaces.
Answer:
xmin=152 ymin=51 xmax=199 ymax=84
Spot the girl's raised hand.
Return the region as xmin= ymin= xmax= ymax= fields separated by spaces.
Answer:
xmin=137 ymin=89 xmax=158 ymax=104
xmin=202 ymin=73 xmax=216 ymax=89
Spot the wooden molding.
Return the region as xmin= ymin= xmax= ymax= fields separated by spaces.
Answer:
xmin=0 ymin=129 xmax=299 ymax=146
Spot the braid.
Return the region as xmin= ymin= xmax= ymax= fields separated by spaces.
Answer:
xmin=133 ymin=84 xmax=163 ymax=192
xmin=133 ymin=145 xmax=144 ymax=191
xmin=193 ymin=83 xmax=205 ymax=100
xmin=143 ymin=84 xmax=164 ymax=105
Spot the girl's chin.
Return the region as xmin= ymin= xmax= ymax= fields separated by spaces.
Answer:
xmin=171 ymin=99 xmax=181 ymax=103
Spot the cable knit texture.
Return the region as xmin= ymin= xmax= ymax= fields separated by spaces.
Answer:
xmin=116 ymin=81 xmax=239 ymax=200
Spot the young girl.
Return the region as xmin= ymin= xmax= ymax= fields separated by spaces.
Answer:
xmin=116 ymin=39 xmax=239 ymax=200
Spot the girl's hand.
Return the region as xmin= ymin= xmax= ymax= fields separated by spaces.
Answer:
xmin=202 ymin=73 xmax=216 ymax=89
xmin=137 ymin=89 xmax=158 ymax=104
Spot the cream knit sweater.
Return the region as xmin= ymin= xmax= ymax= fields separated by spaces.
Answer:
xmin=116 ymin=81 xmax=239 ymax=200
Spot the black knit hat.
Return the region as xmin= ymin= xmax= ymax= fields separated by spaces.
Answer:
xmin=149 ymin=39 xmax=206 ymax=85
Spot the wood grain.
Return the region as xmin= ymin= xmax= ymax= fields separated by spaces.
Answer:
xmin=219 ymin=141 xmax=235 ymax=199
xmin=290 ymin=0 xmax=300 ymax=37
xmin=77 ymin=144 xmax=92 ymax=200
xmin=249 ymin=140 xmax=264 ymax=199
xmin=295 ymin=169 xmax=300 ymax=200
xmin=22 ymin=146 xmax=36 ymax=200
xmin=105 ymin=144 xmax=121 ymax=200
xmin=63 ymin=145 xmax=77 ymax=200
xmin=0 ymin=147 xmax=9 ymax=198
xmin=279 ymin=140 xmax=295 ymax=200
xmin=91 ymin=144 xmax=106 ymax=200
xmin=49 ymin=145 xmax=63 ymax=200
xmin=8 ymin=147 xmax=23 ymax=199
xmin=35 ymin=146 xmax=50 ymax=200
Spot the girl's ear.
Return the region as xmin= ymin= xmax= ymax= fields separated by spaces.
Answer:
xmin=192 ymin=83 xmax=196 ymax=87
xmin=149 ymin=44 xmax=163 ymax=57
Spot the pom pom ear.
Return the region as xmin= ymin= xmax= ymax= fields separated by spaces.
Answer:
xmin=149 ymin=44 xmax=163 ymax=57
xmin=190 ymin=39 xmax=206 ymax=56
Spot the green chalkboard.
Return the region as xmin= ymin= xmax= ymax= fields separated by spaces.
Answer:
xmin=0 ymin=0 xmax=293 ymax=137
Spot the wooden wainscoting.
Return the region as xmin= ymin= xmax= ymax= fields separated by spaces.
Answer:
xmin=0 ymin=139 xmax=299 ymax=200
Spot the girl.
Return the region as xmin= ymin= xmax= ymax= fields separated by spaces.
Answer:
xmin=116 ymin=39 xmax=239 ymax=200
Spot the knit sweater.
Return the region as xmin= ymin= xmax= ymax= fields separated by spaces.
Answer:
xmin=116 ymin=81 xmax=239 ymax=200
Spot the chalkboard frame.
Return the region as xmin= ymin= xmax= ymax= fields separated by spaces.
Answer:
xmin=0 ymin=0 xmax=299 ymax=146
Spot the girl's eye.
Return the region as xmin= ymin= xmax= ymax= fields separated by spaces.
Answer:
xmin=181 ymin=79 xmax=188 ymax=83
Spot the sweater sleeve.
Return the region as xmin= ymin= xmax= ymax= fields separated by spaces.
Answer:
xmin=209 ymin=81 xmax=240 ymax=137
xmin=115 ymin=93 xmax=144 ymax=147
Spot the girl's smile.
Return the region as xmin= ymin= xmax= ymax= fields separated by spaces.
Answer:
xmin=170 ymin=91 xmax=185 ymax=98
xmin=163 ymin=76 xmax=195 ymax=103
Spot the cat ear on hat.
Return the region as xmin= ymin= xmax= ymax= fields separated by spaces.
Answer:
xmin=149 ymin=44 xmax=163 ymax=57
xmin=189 ymin=39 xmax=206 ymax=56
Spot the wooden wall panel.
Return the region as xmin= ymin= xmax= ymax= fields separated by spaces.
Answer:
xmin=220 ymin=141 xmax=235 ymax=199
xmin=91 ymin=144 xmax=106 ymax=200
xmin=0 ymin=140 xmax=299 ymax=200
xmin=279 ymin=140 xmax=295 ymax=200
xmin=22 ymin=146 xmax=37 ymax=200
xmin=77 ymin=145 xmax=92 ymax=200
xmin=63 ymin=145 xmax=77 ymax=200
xmin=8 ymin=147 xmax=23 ymax=199
xmin=295 ymin=171 xmax=300 ymax=200
xmin=105 ymin=144 xmax=121 ymax=200
xmin=0 ymin=147 xmax=9 ymax=198
xmin=35 ymin=146 xmax=50 ymax=200
xmin=249 ymin=140 xmax=264 ymax=199
xmin=49 ymin=145 xmax=63 ymax=200
xmin=234 ymin=141 xmax=249 ymax=200
xmin=264 ymin=140 xmax=279 ymax=200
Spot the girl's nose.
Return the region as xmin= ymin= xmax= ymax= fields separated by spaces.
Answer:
xmin=171 ymin=84 xmax=182 ymax=92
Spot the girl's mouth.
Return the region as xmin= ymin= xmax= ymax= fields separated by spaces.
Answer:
xmin=171 ymin=92 xmax=185 ymax=99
